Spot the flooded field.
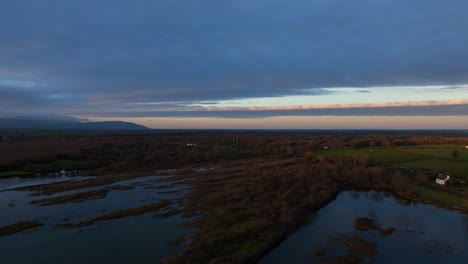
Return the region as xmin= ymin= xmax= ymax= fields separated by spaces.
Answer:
xmin=0 ymin=175 xmax=191 ymax=264
xmin=262 ymin=191 xmax=468 ymax=264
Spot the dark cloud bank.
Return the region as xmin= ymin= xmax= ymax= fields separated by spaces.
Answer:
xmin=1 ymin=0 xmax=468 ymax=117
xmin=77 ymin=105 xmax=468 ymax=119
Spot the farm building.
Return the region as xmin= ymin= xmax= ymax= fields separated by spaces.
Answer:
xmin=435 ymin=174 xmax=450 ymax=185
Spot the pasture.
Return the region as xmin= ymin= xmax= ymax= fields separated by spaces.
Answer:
xmin=314 ymin=145 xmax=468 ymax=178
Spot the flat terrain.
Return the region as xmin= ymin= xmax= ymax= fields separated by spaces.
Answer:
xmin=0 ymin=130 xmax=467 ymax=263
xmin=314 ymin=144 xmax=468 ymax=211
xmin=314 ymin=145 xmax=468 ymax=177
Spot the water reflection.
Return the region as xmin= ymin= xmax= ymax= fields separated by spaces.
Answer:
xmin=0 ymin=175 xmax=192 ymax=264
xmin=0 ymin=175 xmax=93 ymax=191
xmin=262 ymin=191 xmax=468 ymax=264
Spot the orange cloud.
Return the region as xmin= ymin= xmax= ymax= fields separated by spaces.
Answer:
xmin=202 ymin=98 xmax=468 ymax=112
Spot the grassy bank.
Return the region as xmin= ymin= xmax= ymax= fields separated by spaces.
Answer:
xmin=0 ymin=170 xmax=31 ymax=178
xmin=413 ymin=186 xmax=465 ymax=208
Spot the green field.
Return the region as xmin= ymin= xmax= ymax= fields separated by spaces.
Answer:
xmin=314 ymin=147 xmax=422 ymax=163
xmin=314 ymin=145 xmax=468 ymax=178
xmin=394 ymin=159 xmax=468 ymax=176
xmin=50 ymin=159 xmax=87 ymax=170
xmin=412 ymin=186 xmax=464 ymax=207
xmin=0 ymin=170 xmax=31 ymax=178
xmin=399 ymin=145 xmax=468 ymax=161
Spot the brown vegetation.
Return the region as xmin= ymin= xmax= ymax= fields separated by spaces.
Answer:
xmin=354 ymin=217 xmax=378 ymax=231
xmin=55 ymin=200 xmax=171 ymax=228
xmin=161 ymin=152 xmax=423 ymax=263
xmin=2 ymin=130 xmax=467 ymax=178
xmin=354 ymin=217 xmax=396 ymax=237
xmin=345 ymin=236 xmax=377 ymax=255
xmin=314 ymin=248 xmax=326 ymax=256
xmin=154 ymin=208 xmax=183 ymax=218
xmin=317 ymin=254 xmax=361 ymax=264
xmin=0 ymin=221 xmax=43 ymax=237
xmin=1 ymin=130 xmax=467 ymax=263
xmin=380 ymin=227 xmax=396 ymax=236
xmin=31 ymin=185 xmax=134 ymax=206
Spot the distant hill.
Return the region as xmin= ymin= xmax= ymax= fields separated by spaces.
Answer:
xmin=0 ymin=118 xmax=149 ymax=130
xmin=81 ymin=121 xmax=149 ymax=130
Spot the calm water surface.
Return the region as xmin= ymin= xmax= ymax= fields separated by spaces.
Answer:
xmin=0 ymin=175 xmax=191 ymax=264
xmin=0 ymin=175 xmax=94 ymax=191
xmin=262 ymin=191 xmax=468 ymax=264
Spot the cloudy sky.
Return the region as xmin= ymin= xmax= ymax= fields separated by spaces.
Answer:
xmin=1 ymin=0 xmax=468 ymax=129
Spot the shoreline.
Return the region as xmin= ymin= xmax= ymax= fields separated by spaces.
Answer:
xmin=0 ymin=132 xmax=466 ymax=263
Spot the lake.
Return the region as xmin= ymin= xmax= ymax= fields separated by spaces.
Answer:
xmin=0 ymin=175 xmax=191 ymax=264
xmin=262 ymin=191 xmax=468 ymax=263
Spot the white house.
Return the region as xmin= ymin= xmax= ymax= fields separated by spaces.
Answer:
xmin=435 ymin=174 xmax=450 ymax=185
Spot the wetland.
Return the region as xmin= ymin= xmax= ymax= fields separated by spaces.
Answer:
xmin=0 ymin=131 xmax=467 ymax=263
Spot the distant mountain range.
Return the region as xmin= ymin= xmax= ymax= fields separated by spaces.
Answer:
xmin=0 ymin=118 xmax=149 ymax=130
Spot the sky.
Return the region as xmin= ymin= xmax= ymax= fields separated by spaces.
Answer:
xmin=1 ymin=0 xmax=468 ymax=129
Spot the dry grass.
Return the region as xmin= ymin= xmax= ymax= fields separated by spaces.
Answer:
xmin=55 ymin=200 xmax=171 ymax=228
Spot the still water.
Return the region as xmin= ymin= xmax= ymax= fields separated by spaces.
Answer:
xmin=0 ymin=175 xmax=191 ymax=264
xmin=263 ymin=191 xmax=468 ymax=264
